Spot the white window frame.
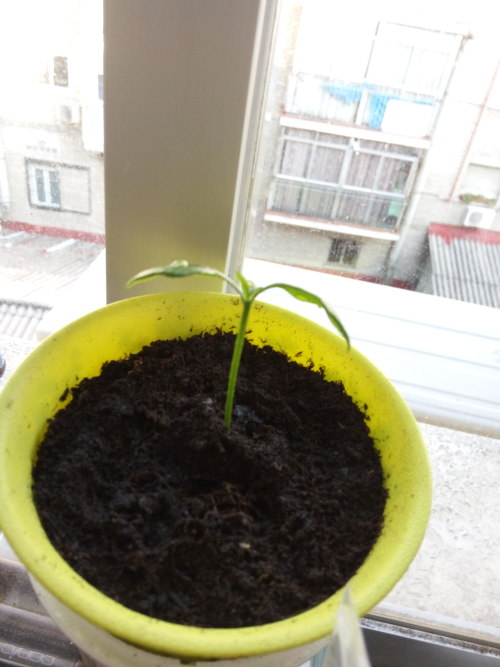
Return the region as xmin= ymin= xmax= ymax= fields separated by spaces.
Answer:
xmin=103 ymin=2 xmax=500 ymax=663
xmin=26 ymin=161 xmax=61 ymax=209
xmin=103 ymin=0 xmax=273 ymax=301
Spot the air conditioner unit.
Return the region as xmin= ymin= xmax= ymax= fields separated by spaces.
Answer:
xmin=463 ymin=205 xmax=496 ymax=229
xmin=58 ymin=103 xmax=80 ymax=125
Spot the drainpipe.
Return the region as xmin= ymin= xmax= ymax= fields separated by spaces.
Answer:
xmin=384 ymin=146 xmax=432 ymax=282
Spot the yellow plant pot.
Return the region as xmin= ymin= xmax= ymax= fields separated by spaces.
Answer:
xmin=0 ymin=292 xmax=431 ymax=662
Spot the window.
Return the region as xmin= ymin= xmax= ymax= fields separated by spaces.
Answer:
xmin=240 ymin=12 xmax=499 ymax=663
xmin=39 ymin=56 xmax=70 ymax=87
xmin=286 ymin=13 xmax=461 ymax=136
xmin=100 ymin=3 xmax=500 ymax=662
xmin=53 ymin=56 xmax=69 ymax=87
xmin=0 ymin=0 xmax=104 ymax=329
xmin=328 ymin=236 xmax=361 ymax=266
xmin=367 ymin=23 xmax=458 ymax=95
xmin=27 ymin=162 xmax=61 ymax=208
xmin=25 ymin=161 xmax=91 ymax=214
xmin=459 ymin=164 xmax=500 ymax=205
xmin=38 ymin=64 xmax=49 ymax=85
xmin=103 ymin=0 xmax=500 ymax=424
xmin=2 ymin=1 xmax=499 ymax=665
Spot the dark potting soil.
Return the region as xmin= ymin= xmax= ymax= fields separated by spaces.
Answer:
xmin=32 ymin=332 xmax=387 ymax=629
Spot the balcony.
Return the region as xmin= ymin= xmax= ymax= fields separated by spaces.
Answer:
xmin=285 ymin=74 xmax=437 ymax=138
xmin=268 ymin=178 xmax=405 ymax=231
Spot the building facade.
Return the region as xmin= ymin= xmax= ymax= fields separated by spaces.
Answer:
xmin=246 ymin=2 xmax=500 ymax=294
xmin=0 ymin=0 xmax=104 ymax=240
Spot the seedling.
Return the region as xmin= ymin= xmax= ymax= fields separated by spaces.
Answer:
xmin=127 ymin=260 xmax=349 ymax=429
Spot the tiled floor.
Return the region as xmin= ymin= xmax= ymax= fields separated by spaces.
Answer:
xmin=0 ymin=228 xmax=104 ymax=305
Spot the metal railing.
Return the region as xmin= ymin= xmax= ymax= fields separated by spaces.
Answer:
xmin=268 ymin=178 xmax=404 ymax=230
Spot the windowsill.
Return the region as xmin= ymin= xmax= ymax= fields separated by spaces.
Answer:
xmin=374 ymin=420 xmax=500 ymax=646
xmin=242 ymin=258 xmax=500 ymax=438
xmin=239 ymin=258 xmax=500 ymax=644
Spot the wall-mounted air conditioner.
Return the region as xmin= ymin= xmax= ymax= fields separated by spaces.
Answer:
xmin=463 ymin=205 xmax=496 ymax=229
xmin=58 ymin=103 xmax=80 ymax=125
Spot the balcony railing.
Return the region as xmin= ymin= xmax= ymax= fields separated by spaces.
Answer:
xmin=268 ymin=178 xmax=405 ymax=230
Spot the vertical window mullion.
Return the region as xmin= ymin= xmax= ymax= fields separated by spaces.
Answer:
xmin=49 ymin=170 xmax=61 ymax=206
xmin=35 ymin=169 xmax=46 ymax=203
xmin=104 ymin=0 xmax=264 ymax=302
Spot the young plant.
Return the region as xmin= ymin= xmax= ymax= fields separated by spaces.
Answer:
xmin=127 ymin=260 xmax=350 ymax=429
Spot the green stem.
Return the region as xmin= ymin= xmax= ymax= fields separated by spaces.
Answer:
xmin=126 ymin=260 xmax=349 ymax=430
xmin=224 ymin=297 xmax=253 ymax=429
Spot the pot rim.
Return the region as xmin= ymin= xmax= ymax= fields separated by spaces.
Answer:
xmin=0 ymin=291 xmax=432 ymax=659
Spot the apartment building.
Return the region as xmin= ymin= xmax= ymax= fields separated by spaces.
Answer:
xmin=246 ymin=4 xmax=500 ymax=301
xmin=1 ymin=1 xmax=498 ymax=308
xmin=0 ymin=0 xmax=104 ymax=240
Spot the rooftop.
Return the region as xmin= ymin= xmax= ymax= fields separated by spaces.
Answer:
xmin=0 ymin=224 xmax=104 ymax=340
xmin=428 ymin=222 xmax=500 ymax=308
xmin=0 ymin=299 xmax=50 ymax=339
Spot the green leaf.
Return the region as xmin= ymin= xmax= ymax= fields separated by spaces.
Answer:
xmin=126 ymin=260 xmax=351 ymax=431
xmin=235 ymin=272 xmax=255 ymax=301
xmin=259 ymin=282 xmax=350 ymax=348
xmin=126 ymin=260 xmax=240 ymax=293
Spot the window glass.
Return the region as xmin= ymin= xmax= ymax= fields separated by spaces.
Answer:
xmin=1 ymin=0 xmax=498 ymax=659
xmin=53 ymin=56 xmax=69 ymax=87
xmin=245 ymin=0 xmax=500 ymax=304
xmin=242 ymin=0 xmax=500 ymax=646
xmin=328 ymin=236 xmax=361 ymax=265
xmin=308 ymin=145 xmax=344 ymax=183
xmin=367 ymin=23 xmax=456 ymax=94
xmin=98 ymin=73 xmax=104 ymax=101
xmin=279 ymin=137 xmax=312 ymax=177
xmin=27 ymin=162 xmax=61 ymax=208
xmin=0 ymin=0 xmax=105 ymax=340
